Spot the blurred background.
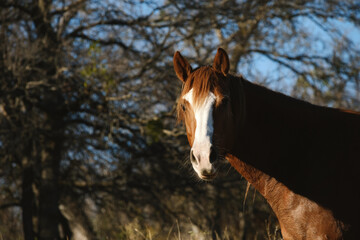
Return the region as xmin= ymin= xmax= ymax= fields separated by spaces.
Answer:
xmin=0 ymin=0 xmax=359 ymax=239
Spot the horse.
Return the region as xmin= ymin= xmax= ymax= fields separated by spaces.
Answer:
xmin=173 ymin=48 xmax=360 ymax=239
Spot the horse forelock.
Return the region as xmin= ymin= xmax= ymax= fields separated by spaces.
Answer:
xmin=176 ymin=66 xmax=243 ymax=123
xmin=183 ymin=66 xmax=223 ymax=105
xmin=177 ymin=66 xmax=215 ymax=123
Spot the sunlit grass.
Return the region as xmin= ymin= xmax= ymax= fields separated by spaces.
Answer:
xmin=99 ymin=218 xmax=283 ymax=240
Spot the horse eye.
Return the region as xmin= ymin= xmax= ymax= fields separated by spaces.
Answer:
xmin=181 ymin=104 xmax=186 ymax=111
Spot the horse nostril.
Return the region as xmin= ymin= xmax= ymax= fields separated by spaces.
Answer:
xmin=210 ymin=146 xmax=217 ymax=164
xmin=190 ymin=149 xmax=197 ymax=164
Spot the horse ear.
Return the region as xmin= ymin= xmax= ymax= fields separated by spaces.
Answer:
xmin=213 ymin=48 xmax=230 ymax=75
xmin=173 ymin=51 xmax=192 ymax=83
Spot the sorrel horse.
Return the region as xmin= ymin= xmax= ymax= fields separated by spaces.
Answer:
xmin=173 ymin=48 xmax=360 ymax=239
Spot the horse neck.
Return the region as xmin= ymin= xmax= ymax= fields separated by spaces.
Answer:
xmin=231 ymin=79 xmax=360 ymax=172
xmin=229 ymin=79 xmax=290 ymax=174
xmin=226 ymin=153 xmax=287 ymax=208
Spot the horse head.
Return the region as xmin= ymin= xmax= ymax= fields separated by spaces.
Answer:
xmin=174 ymin=48 xmax=241 ymax=180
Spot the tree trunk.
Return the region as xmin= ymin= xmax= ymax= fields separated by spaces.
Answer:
xmin=28 ymin=1 xmax=64 ymax=238
xmin=38 ymin=138 xmax=62 ymax=240
xmin=22 ymin=158 xmax=35 ymax=240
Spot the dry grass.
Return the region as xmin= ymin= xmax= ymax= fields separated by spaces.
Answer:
xmin=111 ymin=219 xmax=283 ymax=240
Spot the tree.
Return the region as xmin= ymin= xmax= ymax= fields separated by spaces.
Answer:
xmin=164 ymin=0 xmax=360 ymax=108
xmin=0 ymin=0 xmax=149 ymax=239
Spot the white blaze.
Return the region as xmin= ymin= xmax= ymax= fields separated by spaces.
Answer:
xmin=183 ymin=89 xmax=215 ymax=174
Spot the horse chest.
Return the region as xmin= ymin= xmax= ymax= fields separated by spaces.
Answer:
xmin=267 ymin=182 xmax=344 ymax=240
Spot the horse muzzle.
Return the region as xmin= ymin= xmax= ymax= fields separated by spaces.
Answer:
xmin=190 ymin=146 xmax=218 ymax=180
